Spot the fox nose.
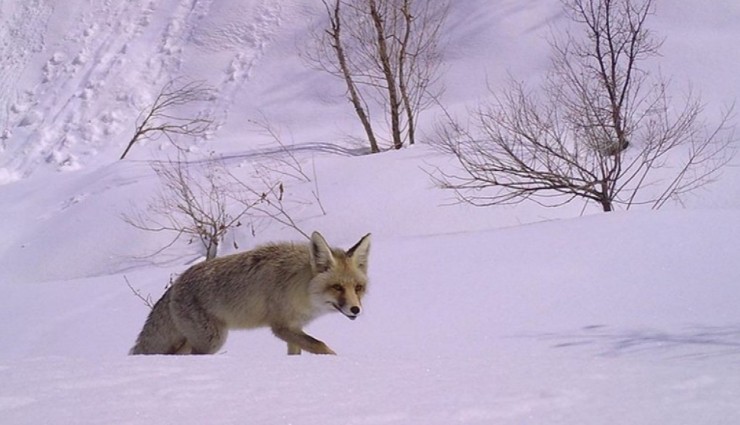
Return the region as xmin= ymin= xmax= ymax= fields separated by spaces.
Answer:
xmin=350 ymin=306 xmax=361 ymax=315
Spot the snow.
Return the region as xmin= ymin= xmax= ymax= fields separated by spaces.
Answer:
xmin=1 ymin=0 xmax=740 ymax=424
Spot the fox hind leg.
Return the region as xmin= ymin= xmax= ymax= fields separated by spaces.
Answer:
xmin=170 ymin=302 xmax=228 ymax=355
xmin=170 ymin=339 xmax=192 ymax=355
xmin=181 ymin=316 xmax=227 ymax=354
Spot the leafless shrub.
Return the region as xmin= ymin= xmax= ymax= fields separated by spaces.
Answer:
xmin=123 ymin=154 xmax=260 ymax=260
xmin=433 ymin=0 xmax=735 ymax=212
xmin=124 ymin=149 xmax=327 ymax=261
xmin=120 ymin=79 xmax=216 ymax=160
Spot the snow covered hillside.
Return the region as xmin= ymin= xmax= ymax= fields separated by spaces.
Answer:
xmin=1 ymin=0 xmax=739 ymax=424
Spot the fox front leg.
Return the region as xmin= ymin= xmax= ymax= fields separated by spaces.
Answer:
xmin=287 ymin=342 xmax=301 ymax=355
xmin=272 ymin=326 xmax=336 ymax=355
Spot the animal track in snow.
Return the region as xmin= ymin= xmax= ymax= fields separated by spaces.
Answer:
xmin=0 ymin=0 xmax=52 ymax=129
xmin=0 ymin=0 xmax=283 ymax=180
xmin=209 ymin=1 xmax=283 ymax=126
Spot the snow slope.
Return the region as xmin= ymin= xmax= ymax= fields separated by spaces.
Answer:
xmin=1 ymin=0 xmax=740 ymax=424
xmin=2 ymin=208 xmax=740 ymax=424
xmin=0 ymin=207 xmax=740 ymax=424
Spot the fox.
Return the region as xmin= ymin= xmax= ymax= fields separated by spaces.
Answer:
xmin=129 ymin=231 xmax=371 ymax=356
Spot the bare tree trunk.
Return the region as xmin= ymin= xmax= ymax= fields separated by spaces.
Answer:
xmin=397 ymin=0 xmax=415 ymax=146
xmin=325 ymin=0 xmax=380 ymax=153
xmin=369 ymin=0 xmax=404 ymax=150
xmin=599 ymin=181 xmax=614 ymax=212
xmin=205 ymin=238 xmax=219 ymax=261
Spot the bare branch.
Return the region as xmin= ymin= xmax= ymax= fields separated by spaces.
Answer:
xmin=124 ymin=275 xmax=154 ymax=309
xmin=120 ymin=78 xmax=216 ymax=160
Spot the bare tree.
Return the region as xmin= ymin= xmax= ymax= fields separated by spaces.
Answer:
xmin=434 ymin=0 xmax=735 ymax=212
xmin=305 ymin=0 xmax=447 ymax=152
xmin=124 ymin=123 xmax=329 ymax=260
xmin=120 ymin=79 xmax=216 ymax=160
xmin=123 ymin=155 xmax=260 ymax=260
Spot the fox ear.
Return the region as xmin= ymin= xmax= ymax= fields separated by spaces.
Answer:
xmin=347 ymin=233 xmax=371 ymax=273
xmin=310 ymin=231 xmax=335 ymax=273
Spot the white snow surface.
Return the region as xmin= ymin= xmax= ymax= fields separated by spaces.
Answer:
xmin=1 ymin=0 xmax=740 ymax=424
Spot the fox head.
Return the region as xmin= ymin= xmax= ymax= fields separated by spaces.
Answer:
xmin=309 ymin=231 xmax=371 ymax=321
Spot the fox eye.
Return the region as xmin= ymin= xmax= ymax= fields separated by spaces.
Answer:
xmin=331 ymin=284 xmax=344 ymax=293
xmin=355 ymin=285 xmax=365 ymax=293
